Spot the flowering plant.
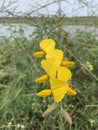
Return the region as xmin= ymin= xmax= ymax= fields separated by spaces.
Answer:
xmin=33 ymin=39 xmax=77 ymax=124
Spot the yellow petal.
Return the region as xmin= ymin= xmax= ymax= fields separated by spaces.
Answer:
xmin=67 ymin=86 xmax=77 ymax=95
xmin=41 ymin=58 xmax=61 ymax=78
xmin=33 ymin=51 xmax=45 ymax=57
xmin=40 ymin=39 xmax=56 ymax=53
xmin=61 ymin=61 xmax=75 ymax=67
xmin=57 ymin=66 xmax=72 ymax=82
xmin=41 ymin=50 xmax=63 ymax=78
xmin=35 ymin=74 xmax=48 ymax=83
xmin=37 ymin=89 xmax=52 ymax=97
xmin=50 ymin=78 xmax=69 ymax=102
xmin=46 ymin=49 xmax=63 ymax=61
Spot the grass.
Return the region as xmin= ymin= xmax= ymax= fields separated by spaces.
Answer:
xmin=0 ymin=17 xmax=98 ymax=130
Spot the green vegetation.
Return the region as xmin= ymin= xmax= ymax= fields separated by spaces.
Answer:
xmin=0 ymin=16 xmax=98 ymax=130
xmin=0 ymin=16 xmax=98 ymax=26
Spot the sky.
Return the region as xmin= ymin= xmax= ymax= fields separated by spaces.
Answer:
xmin=0 ymin=0 xmax=98 ymax=17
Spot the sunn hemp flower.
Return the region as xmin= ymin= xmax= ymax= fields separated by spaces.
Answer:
xmin=33 ymin=38 xmax=77 ymax=124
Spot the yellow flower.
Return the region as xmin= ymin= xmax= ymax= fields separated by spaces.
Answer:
xmin=37 ymin=78 xmax=77 ymax=103
xmin=67 ymin=87 xmax=77 ymax=95
xmin=33 ymin=51 xmax=45 ymax=58
xmin=57 ymin=66 xmax=72 ymax=82
xmin=37 ymin=89 xmax=52 ymax=97
xmin=41 ymin=62 xmax=72 ymax=82
xmin=35 ymin=66 xmax=72 ymax=83
xmin=50 ymin=78 xmax=69 ymax=102
xmin=35 ymin=74 xmax=49 ymax=83
xmin=61 ymin=61 xmax=75 ymax=67
xmin=33 ymin=39 xmax=56 ymax=58
xmin=50 ymin=78 xmax=76 ymax=102
xmin=46 ymin=49 xmax=63 ymax=60
xmin=41 ymin=49 xmax=63 ymax=78
xmin=35 ymin=57 xmax=73 ymax=84
xmin=41 ymin=58 xmax=61 ymax=78
xmin=40 ymin=39 xmax=56 ymax=53
xmin=86 ymin=61 xmax=94 ymax=71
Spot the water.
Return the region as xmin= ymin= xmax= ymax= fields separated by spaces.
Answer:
xmin=64 ymin=25 xmax=98 ymax=40
xmin=0 ymin=23 xmax=35 ymax=39
xmin=0 ymin=23 xmax=98 ymax=40
xmin=65 ymin=25 xmax=98 ymax=34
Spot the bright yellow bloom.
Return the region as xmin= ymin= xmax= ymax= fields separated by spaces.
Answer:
xmin=33 ymin=51 xmax=45 ymax=58
xmin=41 ymin=58 xmax=60 ymax=78
xmin=50 ymin=78 xmax=77 ymax=102
xmin=37 ymin=89 xmax=52 ymax=97
xmin=35 ymin=66 xmax=72 ymax=84
xmin=37 ymin=78 xmax=77 ymax=103
xmin=34 ymin=38 xmax=77 ymax=107
xmin=35 ymin=67 xmax=72 ymax=83
xmin=41 ymin=49 xmax=63 ymax=78
xmin=33 ymin=39 xmax=56 ymax=58
xmin=50 ymin=78 xmax=69 ymax=102
xmin=40 ymin=39 xmax=56 ymax=53
xmin=35 ymin=74 xmax=49 ymax=83
xmin=57 ymin=66 xmax=72 ymax=82
xmin=86 ymin=61 xmax=94 ymax=71
xmin=46 ymin=49 xmax=63 ymax=60
xmin=67 ymin=87 xmax=77 ymax=95
xmin=61 ymin=61 xmax=75 ymax=67
xmin=41 ymin=62 xmax=72 ymax=81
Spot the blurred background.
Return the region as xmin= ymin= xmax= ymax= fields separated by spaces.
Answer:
xmin=0 ymin=0 xmax=98 ymax=39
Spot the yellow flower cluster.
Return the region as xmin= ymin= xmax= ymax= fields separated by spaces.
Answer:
xmin=33 ymin=39 xmax=77 ymax=103
xmin=86 ymin=61 xmax=94 ymax=71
